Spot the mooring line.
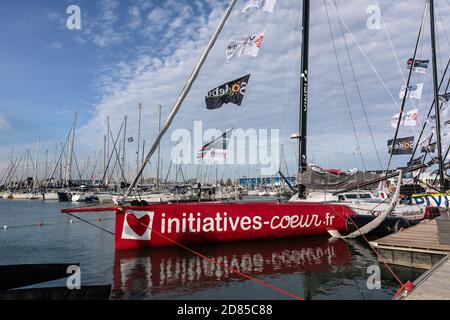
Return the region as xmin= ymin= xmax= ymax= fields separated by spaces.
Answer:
xmin=1 ymin=218 xmax=114 ymax=230
xmin=326 ymin=204 xmax=407 ymax=296
xmin=63 ymin=212 xmax=115 ymax=236
xmin=128 ymin=213 xmax=305 ymax=301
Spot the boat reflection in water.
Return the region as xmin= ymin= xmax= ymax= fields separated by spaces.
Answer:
xmin=112 ymin=236 xmax=354 ymax=300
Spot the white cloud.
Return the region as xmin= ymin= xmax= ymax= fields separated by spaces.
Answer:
xmin=44 ymin=41 xmax=63 ymax=50
xmin=0 ymin=114 xmax=11 ymax=131
xmin=64 ymin=1 xmax=450 ymax=173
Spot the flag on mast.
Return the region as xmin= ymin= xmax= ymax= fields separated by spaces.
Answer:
xmin=226 ymin=32 xmax=265 ymax=61
xmin=399 ymin=83 xmax=424 ymax=100
xmin=242 ymin=0 xmax=277 ymax=13
xmin=197 ymin=130 xmax=233 ymax=163
xmin=391 ymin=109 xmax=418 ymax=128
xmin=205 ymin=75 xmax=251 ymax=110
xmin=407 ymin=58 xmax=429 ymax=74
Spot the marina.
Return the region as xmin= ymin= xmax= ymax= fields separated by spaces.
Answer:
xmin=1 ymin=0 xmax=450 ymax=303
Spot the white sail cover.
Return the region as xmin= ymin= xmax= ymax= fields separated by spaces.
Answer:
xmin=399 ymin=83 xmax=424 ymax=100
xmin=391 ymin=108 xmax=418 ymax=128
xmin=226 ymin=32 xmax=265 ymax=61
xmin=242 ymin=0 xmax=277 ymax=13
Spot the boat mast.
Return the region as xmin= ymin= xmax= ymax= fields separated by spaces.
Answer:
xmin=66 ymin=113 xmax=77 ymax=187
xmin=156 ymin=104 xmax=162 ymax=189
xmin=122 ymin=115 xmax=128 ymax=183
xmin=429 ymin=0 xmax=445 ymax=192
xmin=122 ymin=0 xmax=238 ymax=198
xmin=33 ymin=138 xmax=39 ymax=191
xmin=136 ymin=103 xmax=142 ymax=178
xmin=298 ymin=0 xmax=310 ymax=199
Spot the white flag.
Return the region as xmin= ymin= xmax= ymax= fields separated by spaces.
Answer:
xmin=399 ymin=83 xmax=424 ymax=100
xmin=242 ymin=0 xmax=277 ymax=13
xmin=391 ymin=108 xmax=418 ymax=128
xmin=226 ymin=32 xmax=265 ymax=61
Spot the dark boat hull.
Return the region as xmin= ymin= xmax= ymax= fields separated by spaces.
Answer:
xmin=0 ymin=285 xmax=111 ymax=300
xmin=0 ymin=264 xmax=79 ymax=291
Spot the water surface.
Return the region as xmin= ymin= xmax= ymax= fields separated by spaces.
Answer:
xmin=0 ymin=199 xmax=424 ymax=300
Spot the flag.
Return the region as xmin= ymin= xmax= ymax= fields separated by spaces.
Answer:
xmin=408 ymin=155 xmax=424 ymax=167
xmin=419 ymin=134 xmax=432 ymax=148
xmin=407 ymin=59 xmax=429 ymax=74
xmin=439 ymin=93 xmax=450 ymax=111
xmin=440 ymin=93 xmax=450 ymax=103
xmin=205 ymin=75 xmax=250 ymax=110
xmin=226 ymin=32 xmax=265 ymax=61
xmin=387 ymin=136 xmax=414 ymax=155
xmin=399 ymin=83 xmax=424 ymax=100
xmin=197 ymin=130 xmax=233 ymax=163
xmin=391 ymin=108 xmax=418 ymax=128
xmin=242 ymin=0 xmax=277 ymax=13
xmin=127 ymin=137 xmax=134 ymax=143
xmin=421 ymin=142 xmax=436 ymax=153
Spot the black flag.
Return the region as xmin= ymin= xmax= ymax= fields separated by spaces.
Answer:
xmin=407 ymin=58 xmax=429 ymax=74
xmin=205 ymin=75 xmax=250 ymax=110
xmin=421 ymin=142 xmax=436 ymax=153
xmin=407 ymin=155 xmax=424 ymax=167
xmin=387 ymin=136 xmax=414 ymax=155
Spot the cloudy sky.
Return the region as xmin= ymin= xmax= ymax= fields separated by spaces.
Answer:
xmin=0 ymin=0 xmax=449 ymax=180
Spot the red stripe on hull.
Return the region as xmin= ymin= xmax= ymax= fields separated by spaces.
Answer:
xmin=115 ymin=202 xmax=354 ymax=250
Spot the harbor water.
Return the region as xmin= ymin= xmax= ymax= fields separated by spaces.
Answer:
xmin=0 ymin=198 xmax=424 ymax=300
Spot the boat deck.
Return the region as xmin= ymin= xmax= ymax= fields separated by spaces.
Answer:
xmin=370 ymin=219 xmax=450 ymax=269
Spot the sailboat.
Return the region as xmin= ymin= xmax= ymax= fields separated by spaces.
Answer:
xmin=62 ymin=0 xmax=418 ymax=250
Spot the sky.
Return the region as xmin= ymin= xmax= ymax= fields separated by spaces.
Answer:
xmin=0 ymin=0 xmax=450 ymax=180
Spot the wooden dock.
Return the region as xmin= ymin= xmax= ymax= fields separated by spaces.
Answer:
xmin=401 ymin=254 xmax=450 ymax=300
xmin=370 ymin=219 xmax=450 ymax=269
xmin=371 ymin=217 xmax=450 ymax=300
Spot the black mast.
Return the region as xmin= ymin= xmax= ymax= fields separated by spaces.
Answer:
xmin=430 ymin=0 xmax=445 ymax=192
xmin=298 ymin=0 xmax=310 ymax=198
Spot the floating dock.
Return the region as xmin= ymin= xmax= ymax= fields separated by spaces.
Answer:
xmin=370 ymin=219 xmax=450 ymax=269
xmin=371 ymin=217 xmax=450 ymax=300
xmin=401 ymin=254 xmax=450 ymax=300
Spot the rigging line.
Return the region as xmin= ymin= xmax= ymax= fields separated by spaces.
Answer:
xmin=324 ymin=0 xmax=367 ymax=171
xmin=284 ymin=0 xmax=299 ymax=111
xmin=325 ymin=0 xmax=398 ymax=108
xmin=334 ymin=0 xmax=383 ymax=170
xmin=409 ymin=60 xmax=450 ymax=163
xmin=62 ymin=212 xmax=115 ymax=236
xmin=385 ymin=3 xmax=429 ymax=174
xmin=128 ymin=214 xmax=304 ymax=300
xmin=373 ymin=0 xmax=417 ymax=113
xmin=435 ymin=1 xmax=450 ymax=47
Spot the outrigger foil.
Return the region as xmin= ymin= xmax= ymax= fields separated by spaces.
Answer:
xmin=62 ymin=203 xmax=354 ymax=251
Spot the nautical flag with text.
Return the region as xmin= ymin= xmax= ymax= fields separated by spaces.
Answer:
xmin=407 ymin=59 xmax=429 ymax=74
xmin=226 ymin=32 xmax=265 ymax=61
xmin=391 ymin=108 xmax=418 ymax=128
xmin=399 ymin=83 xmax=424 ymax=100
xmin=205 ymin=75 xmax=250 ymax=110
xmin=387 ymin=136 xmax=414 ymax=155
xmin=242 ymin=0 xmax=277 ymax=13
xmin=197 ymin=130 xmax=233 ymax=162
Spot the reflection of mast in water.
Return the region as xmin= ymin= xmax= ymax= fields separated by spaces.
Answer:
xmin=111 ymin=237 xmax=351 ymax=299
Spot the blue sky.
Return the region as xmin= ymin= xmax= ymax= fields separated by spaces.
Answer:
xmin=1 ymin=0 xmax=450 ymax=179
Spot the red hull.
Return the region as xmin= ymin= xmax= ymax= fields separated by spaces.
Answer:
xmin=115 ymin=202 xmax=354 ymax=251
